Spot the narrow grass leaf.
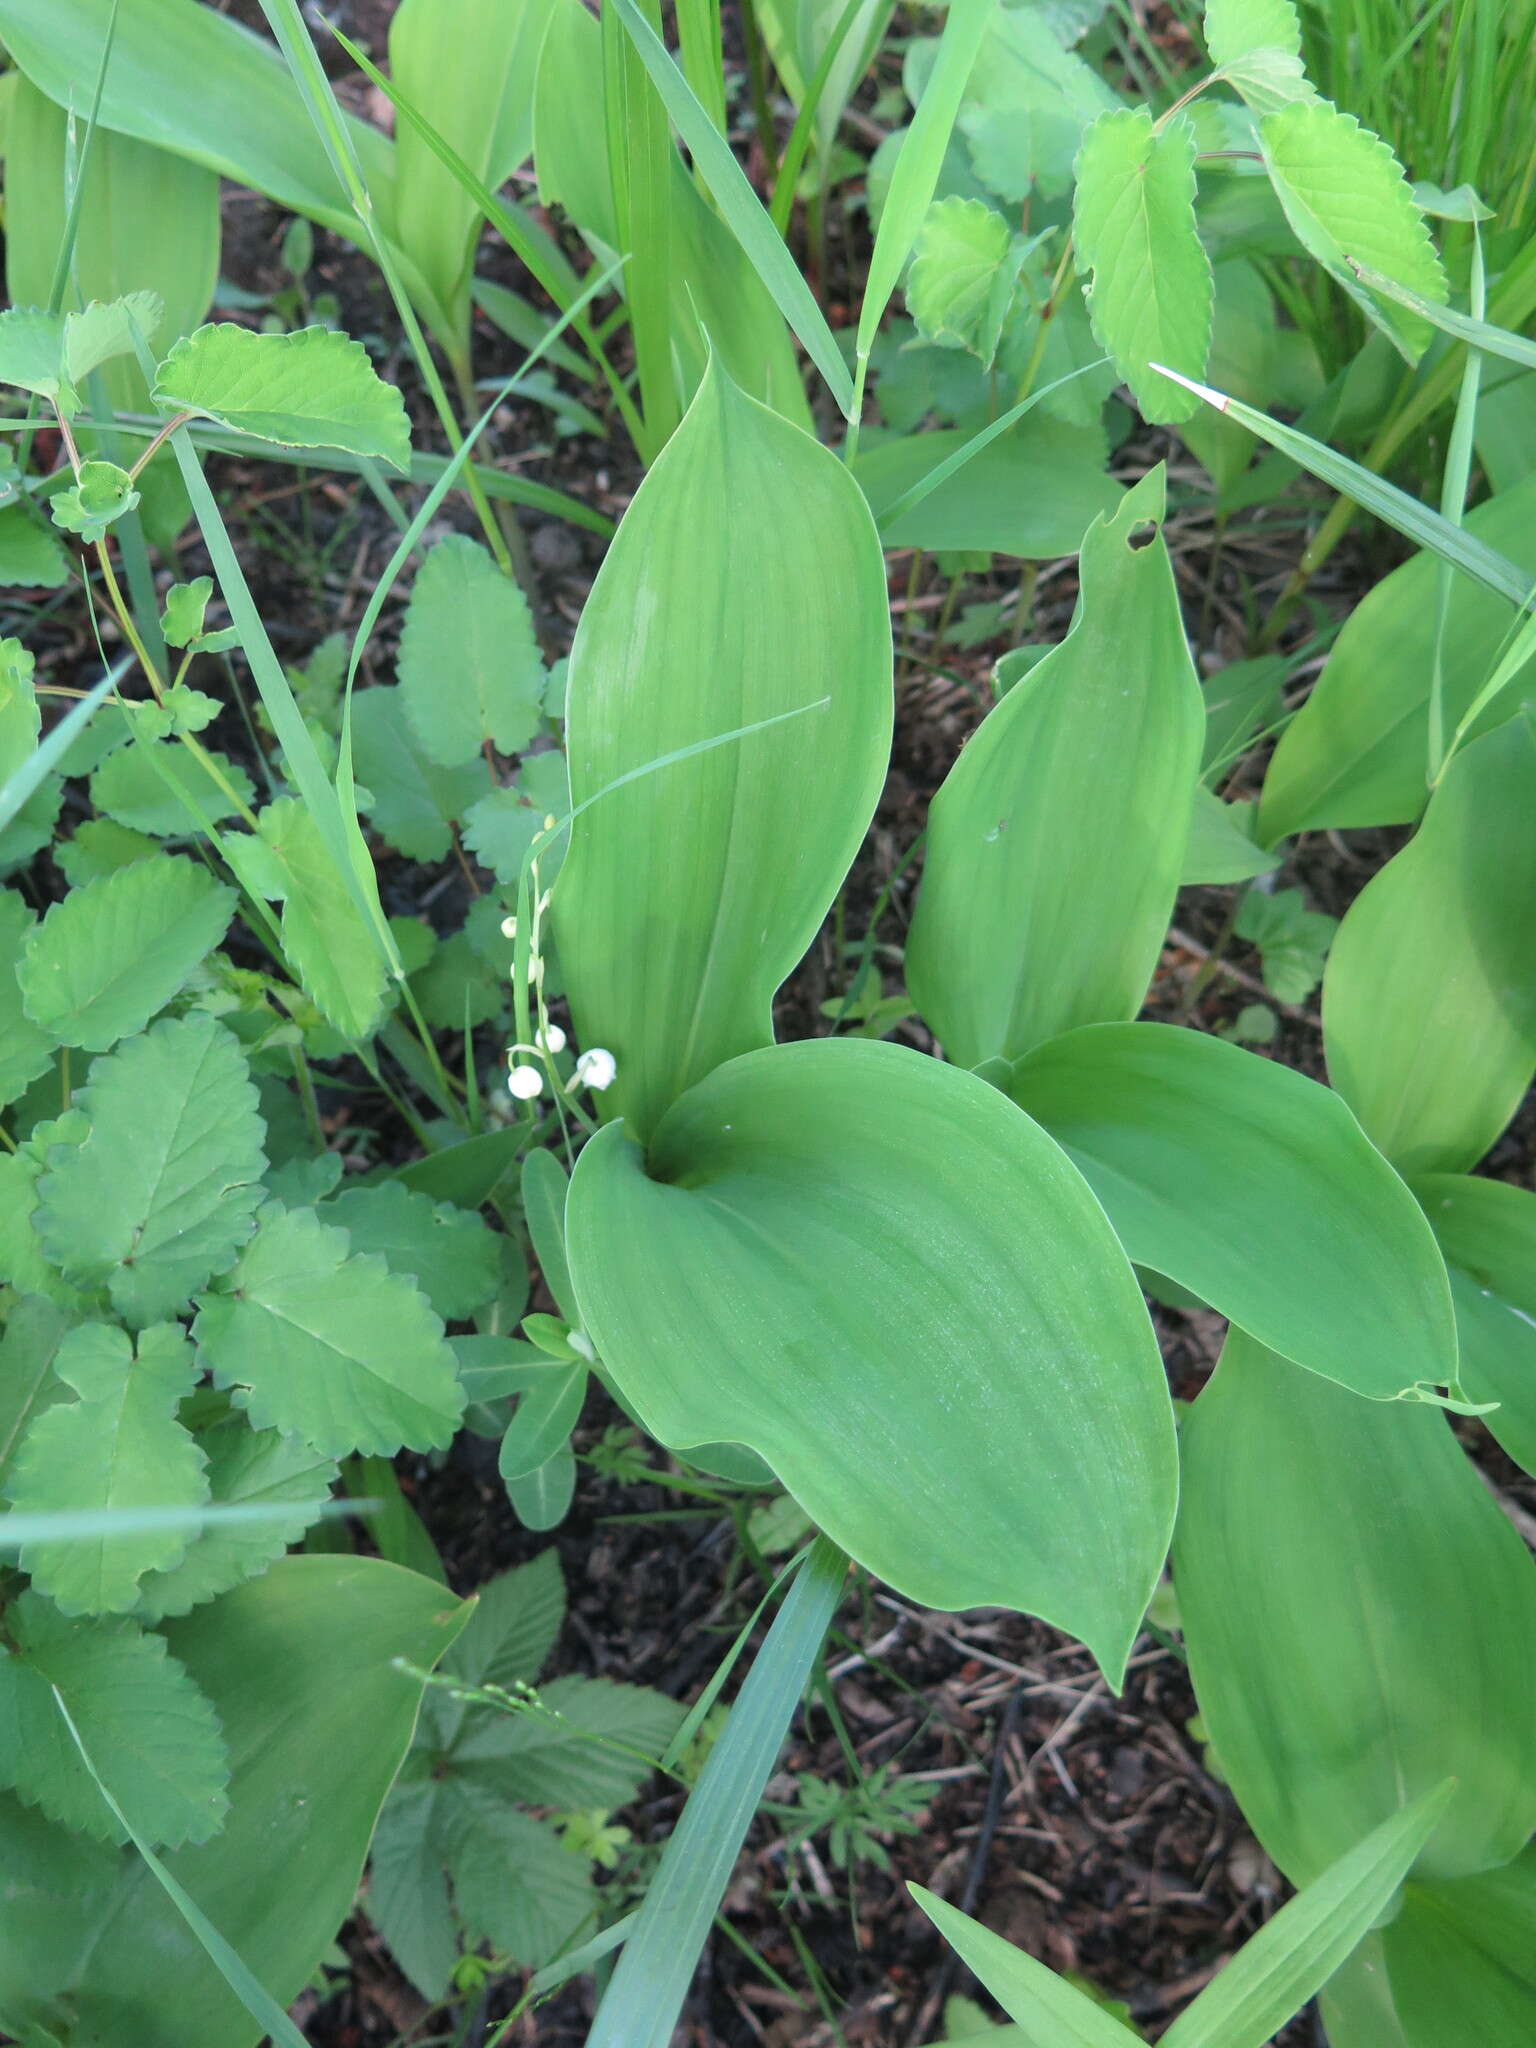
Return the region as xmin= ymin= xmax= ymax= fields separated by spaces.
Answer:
xmin=912 ymin=1886 xmax=1139 ymax=2043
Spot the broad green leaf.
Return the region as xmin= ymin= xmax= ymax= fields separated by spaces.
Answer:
xmin=1322 ymin=713 xmax=1536 ymax=1172
xmin=857 ymin=414 xmax=1121 ymax=559
xmin=388 ymin=0 xmax=554 ymax=331
xmin=1259 ymin=100 xmax=1448 ymax=361
xmin=6 ymin=1322 xmax=206 ymax=1614
xmin=0 ymin=1590 xmax=228 ymax=1847
xmin=0 ymin=1151 xmax=83 ymax=1308
xmin=193 ymin=1203 xmax=464 ymax=1458
xmin=505 ymin=1442 xmax=576 ymax=1530
xmin=0 ymin=1294 xmax=73 ymax=1493
xmin=134 ymin=1419 xmax=338 ymax=1621
xmin=352 ymin=684 xmax=488 ymax=862
xmin=1413 ymin=1174 xmax=1536 ymax=1477
xmin=153 ymin=323 xmax=411 ymax=472
xmin=398 ymin=535 xmax=543 ymax=768
xmin=250 ymin=796 xmax=388 ymax=1040
xmin=498 ymin=1363 xmax=586 ymax=1483
xmin=1162 ymin=1783 xmax=1453 ymax=2048
xmin=1174 ymin=1327 xmax=1536 ymax=1886
xmin=1259 ymin=474 xmax=1536 ymax=836
xmin=1181 ymin=788 xmax=1279 ymax=885
xmin=906 ymin=472 xmax=1203 ymax=1070
xmin=33 ymin=1013 xmax=267 ymax=1326
xmin=521 ymin=1146 xmax=578 ymax=1323
xmin=912 ymin=1886 xmax=1139 ymax=2044
xmin=0 ymin=887 xmax=56 ymax=1105
xmin=0 ymin=637 xmax=39 ymax=787
xmin=0 ymin=305 xmax=74 ymax=410
xmin=1010 ymin=1023 xmax=1457 ymax=1399
xmin=0 ymin=504 xmax=69 ymax=587
xmin=0 ymin=1557 xmax=466 ymax=2044
xmin=567 ymin=1038 xmax=1176 ymax=1683
xmin=90 ymin=737 xmax=256 ymax=838
xmin=1073 ymin=108 xmax=1212 ymax=424
xmin=907 ymin=197 xmax=1019 ymax=366
xmin=321 ymin=1181 xmax=503 ymax=1321
xmin=18 ymin=852 xmax=235 ymax=1051
xmin=461 ymin=783 xmax=546 ymax=883
xmin=1204 ymin=0 xmax=1312 ymax=114
xmin=63 ymin=293 xmax=164 ymax=384
xmin=551 ymin=360 xmax=892 ymax=1141
xmin=0 ymin=0 xmax=394 ymax=248
xmin=1381 ymin=1848 xmax=1536 ymax=2048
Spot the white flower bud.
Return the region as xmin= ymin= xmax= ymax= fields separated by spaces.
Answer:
xmin=500 ymin=915 xmax=518 ymax=940
xmin=574 ymin=1047 xmax=617 ymax=1093
xmin=540 ymin=1023 xmax=568 ymax=1054
xmin=507 ymin=1063 xmax=544 ymax=1100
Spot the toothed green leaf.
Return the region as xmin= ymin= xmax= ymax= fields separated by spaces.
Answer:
xmin=398 ymin=536 xmax=545 ymax=768
xmin=153 ymin=322 xmax=411 ymax=471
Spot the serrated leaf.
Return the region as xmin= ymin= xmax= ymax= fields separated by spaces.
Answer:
xmin=907 ymin=198 xmax=1022 ymax=367
xmin=193 ymin=1203 xmax=465 ymax=1457
xmin=161 ymin=576 xmax=215 ymax=649
xmin=352 ymin=685 xmax=489 ymax=861
xmin=254 ymin=796 xmax=387 ymax=1040
xmin=461 ymin=783 xmax=545 ymax=884
xmin=89 ymin=738 xmax=255 ymax=838
xmin=0 ymin=1294 xmax=74 ymax=1493
xmin=447 ymin=1791 xmax=597 ymax=1967
xmin=0 ymin=636 xmax=40 ymax=787
xmin=62 ymin=292 xmax=163 ymax=384
xmin=0 ymin=503 xmax=69 ymax=587
xmin=33 ymin=1013 xmax=266 ymax=1326
xmin=0 ymin=888 xmax=56 ymax=1106
xmin=0 ymin=305 xmax=75 ymax=411
xmin=50 ymin=459 xmax=140 ymax=542
xmin=0 ymin=1152 xmax=83 ymax=1307
xmin=449 ymin=1673 xmax=687 ymax=1811
xmin=398 ymin=536 xmax=544 ymax=768
xmin=1205 ymin=0 xmax=1313 ymax=113
xmin=53 ymin=821 xmax=157 ymax=889
xmin=6 ymin=1321 xmax=206 ymax=1613
xmin=1259 ymin=100 xmax=1448 ymax=361
xmin=133 ymin=1421 xmax=338 ymax=1621
xmin=321 ymin=1181 xmax=502 ymax=1321
xmin=1073 ymin=107 xmax=1212 ymax=424
xmin=1322 ymin=715 xmax=1536 ymax=1173
xmin=18 ymin=852 xmax=235 ymax=1050
xmin=0 ymin=1590 xmax=228 ymax=1848
xmin=1219 ymin=45 xmax=1313 ymax=114
xmin=152 ymin=322 xmax=411 ymax=471
xmin=1234 ymin=884 xmax=1337 ymax=1003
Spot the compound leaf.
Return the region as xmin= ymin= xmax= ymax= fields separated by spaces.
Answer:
xmin=133 ymin=1419 xmax=338 ymax=1622
xmin=398 ymin=536 xmax=544 ymax=768
xmin=566 ymin=1037 xmax=1177 ymax=1685
xmin=1259 ymin=99 xmax=1448 ymax=361
xmin=1174 ymin=1327 xmax=1536 ymax=1887
xmin=17 ymin=852 xmax=234 ymax=1050
xmin=551 ymin=359 xmax=892 ymax=1142
xmin=193 ymin=1203 xmax=464 ymax=1458
xmin=153 ymin=322 xmax=411 ymax=471
xmin=1073 ymin=107 xmax=1212 ymax=423
xmin=6 ymin=1321 xmax=206 ymax=1614
xmin=34 ymin=1013 xmax=267 ymax=1326
xmin=1322 ymin=714 xmax=1536 ymax=1173
xmin=0 ymin=1590 xmax=228 ymax=1847
xmin=907 ymin=471 xmax=1203 ymax=1069
xmin=321 ymin=1181 xmax=503 ymax=1322
xmin=1010 ymin=1022 xmax=1457 ymax=1400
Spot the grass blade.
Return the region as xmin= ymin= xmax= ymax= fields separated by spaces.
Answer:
xmin=607 ymin=0 xmax=854 ymax=415
xmin=0 ymin=657 xmax=125 ymax=831
xmin=768 ymin=0 xmax=867 ymax=234
xmin=584 ymin=1538 xmax=847 ymax=2048
xmin=50 ymin=1690 xmax=312 ymax=2048
xmin=1350 ymin=257 xmax=1536 ymax=371
xmin=1152 ymin=363 xmax=1534 ymax=609
xmin=849 ymin=0 xmax=997 ymax=453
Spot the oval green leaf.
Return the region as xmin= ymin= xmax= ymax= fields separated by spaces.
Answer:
xmin=1412 ymin=1172 xmax=1536 ymax=1477
xmin=551 ymin=359 xmax=892 ymax=1141
xmin=1258 ymin=472 xmax=1536 ymax=839
xmin=1009 ymin=1021 xmax=1457 ymax=1399
xmin=565 ymin=1038 xmax=1177 ymax=1684
xmin=907 ymin=471 xmax=1204 ymax=1071
xmin=1322 ymin=711 xmax=1536 ymax=1174
xmin=1174 ymin=1327 xmax=1536 ymax=1887
xmin=1380 ymin=1848 xmax=1536 ymax=2048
